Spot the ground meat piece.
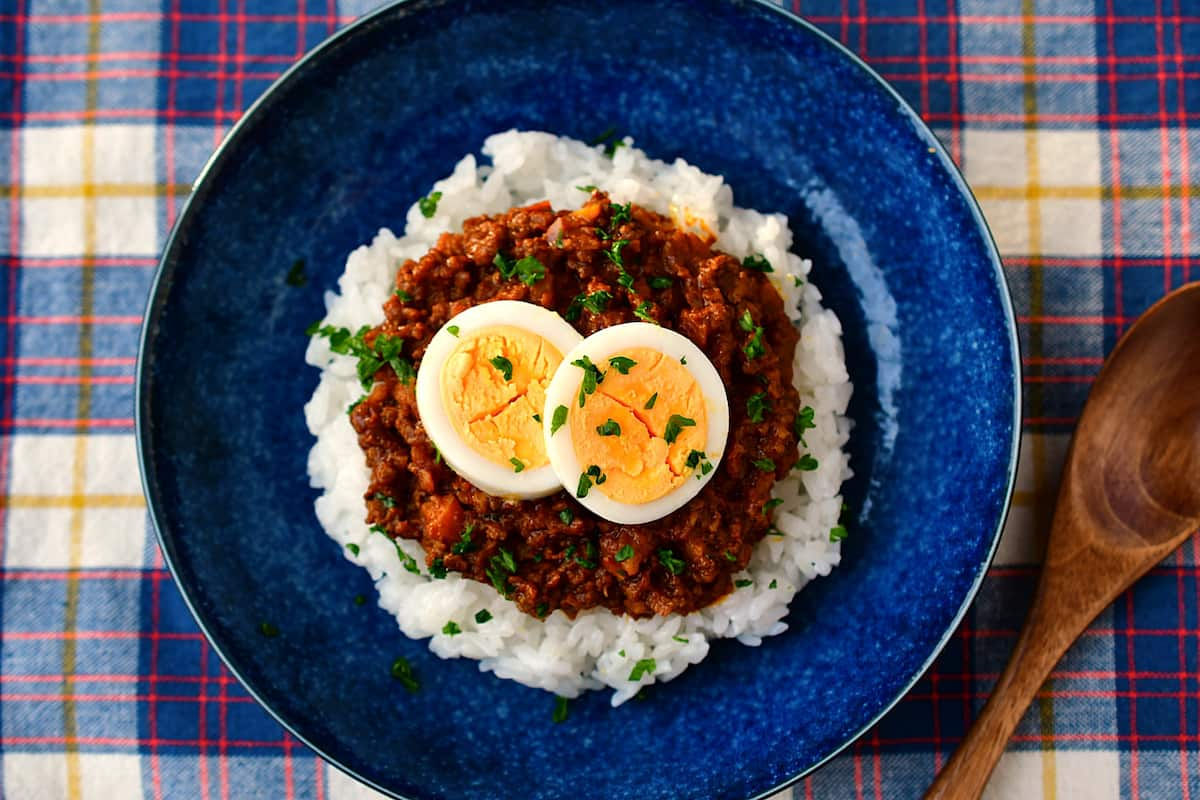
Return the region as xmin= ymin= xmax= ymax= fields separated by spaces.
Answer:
xmin=353 ymin=194 xmax=802 ymax=619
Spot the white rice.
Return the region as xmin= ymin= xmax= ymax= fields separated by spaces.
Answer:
xmin=304 ymin=130 xmax=853 ymax=706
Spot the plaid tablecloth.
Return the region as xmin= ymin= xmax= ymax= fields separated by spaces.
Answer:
xmin=1 ymin=1 xmax=1197 ymax=798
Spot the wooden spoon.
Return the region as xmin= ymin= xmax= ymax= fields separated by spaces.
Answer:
xmin=925 ymin=282 xmax=1200 ymax=800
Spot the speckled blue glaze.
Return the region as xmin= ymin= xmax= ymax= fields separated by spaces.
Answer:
xmin=136 ymin=1 xmax=1020 ymax=798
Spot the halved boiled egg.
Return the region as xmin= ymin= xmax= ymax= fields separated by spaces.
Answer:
xmin=542 ymin=323 xmax=729 ymax=524
xmin=416 ymin=300 xmax=583 ymax=499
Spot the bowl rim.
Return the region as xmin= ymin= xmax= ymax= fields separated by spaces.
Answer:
xmin=135 ymin=0 xmax=1023 ymax=797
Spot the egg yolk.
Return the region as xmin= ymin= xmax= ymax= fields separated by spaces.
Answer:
xmin=568 ymin=347 xmax=708 ymax=505
xmin=440 ymin=325 xmax=563 ymax=469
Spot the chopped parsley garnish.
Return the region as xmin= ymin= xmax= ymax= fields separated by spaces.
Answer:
xmin=596 ymin=419 xmax=621 ymax=437
xmin=576 ymin=473 xmax=592 ymax=498
xmin=553 ymin=696 xmax=570 ymax=723
xmin=615 ymin=544 xmax=634 ymax=562
xmin=346 ymin=543 xmax=360 ymax=556
xmin=738 ymin=309 xmax=756 ymax=332
xmin=510 ymin=457 xmax=525 ymax=473
xmin=430 ymin=558 xmax=448 ymax=579
xmin=346 ymin=397 xmax=365 ymax=415
xmin=354 ymin=594 xmax=366 ymax=606
xmin=608 ymin=355 xmax=637 ymax=374
xmin=763 ymin=498 xmax=784 ymax=515
xmin=633 ymin=300 xmax=657 ymax=323
xmin=629 ymin=658 xmax=656 ymax=681
xmin=496 ymin=548 xmax=516 ymax=573
xmin=577 ymin=465 xmax=606 ymax=497
xmin=373 ymin=492 xmax=396 ymax=509
xmin=830 ymin=525 xmax=848 ymax=543
xmin=447 ymin=325 xmax=460 ymax=337
xmin=451 ymin=523 xmax=476 ymax=555
xmin=658 ymin=549 xmax=685 ymax=575
xmin=258 ymin=621 xmax=279 ymax=638
xmin=769 ymin=579 xmax=778 ymax=589
xmin=617 ymin=269 xmax=634 ymax=288
xmin=418 ymin=191 xmax=442 ymax=218
xmin=736 ymin=310 xmax=766 ymax=360
xmin=576 ymin=184 xmax=597 ymax=193
xmin=793 ymin=275 xmax=804 ymax=287
xmin=394 ymin=288 xmax=412 ymax=302
xmin=571 ymin=355 xmax=606 ymax=407
xmin=559 ymin=508 xmax=574 ymax=525
xmin=680 ymin=356 xmax=687 ymax=365
xmin=536 ymin=602 xmax=549 ymax=618
xmin=475 ymin=609 xmax=493 ymax=624
xmin=644 ymin=392 xmax=658 ymax=410
xmin=648 ymin=275 xmax=673 ymax=289
xmin=794 ymin=405 xmax=816 ymax=444
xmin=373 ymin=525 xmax=423 ymax=574
xmin=735 ymin=579 xmax=753 ymax=588
xmin=285 ymin=258 xmax=307 ymax=287
xmin=685 ymin=450 xmax=706 ymax=469
xmin=433 ymin=446 xmax=443 ymax=465
xmin=606 ymin=239 xmax=630 ymax=268
xmin=795 ymin=454 xmax=819 ymax=471
xmin=513 ymin=255 xmax=546 ymax=286
xmin=663 ymin=414 xmax=696 ymax=444
xmin=672 ymin=636 xmax=688 ymax=644
xmin=565 ymin=290 xmax=613 ymax=321
xmin=743 ymin=253 xmax=773 ymax=272
xmin=532 ymin=413 xmax=541 ymax=422
xmin=609 ymin=201 xmax=632 ymax=226
xmin=309 ymin=323 xmax=415 ymax=388
xmin=489 ymin=355 xmax=514 ymax=381
xmin=752 ymin=458 xmax=776 ymax=472
xmin=551 ymin=405 xmax=569 ymax=435
xmin=442 ymin=621 xmax=462 ymax=636
xmin=390 ymin=657 xmax=419 ymax=691
xmin=723 ymin=550 xmax=737 ymax=562
xmin=486 ymin=549 xmax=516 ymax=597
xmin=574 ymin=539 xmax=598 ymax=569
xmin=747 ymin=391 xmax=771 ymax=423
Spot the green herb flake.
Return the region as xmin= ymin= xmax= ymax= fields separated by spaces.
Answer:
xmin=574 ymin=539 xmax=598 ymax=569
xmin=532 ymin=413 xmax=541 ymax=423
xmin=680 ymin=355 xmax=687 ymax=365
xmin=663 ymin=414 xmax=696 ymax=444
xmin=493 ymin=251 xmax=518 ymax=279
xmin=586 ymin=464 xmax=607 ymax=485
xmin=571 ymin=355 xmax=606 ymax=407
xmin=576 ymin=184 xmax=597 ymax=193
xmin=553 ymin=695 xmax=570 ymax=723
xmin=514 ymin=255 xmax=546 ymax=287
xmin=763 ymin=498 xmax=784 ymax=515
xmin=752 ymin=458 xmax=776 ymax=472
xmin=394 ymin=288 xmax=413 ymax=302
xmin=551 ymin=405 xmax=569 ymax=435
xmin=609 ymin=201 xmax=632 ymax=227
xmin=559 ymin=508 xmax=575 ymax=525
xmin=747 ymin=391 xmax=771 ymax=423
xmin=285 ymin=258 xmax=307 ymax=287
xmin=648 ymin=275 xmax=673 ymax=289
xmin=345 ymin=543 xmax=360 ymax=556
xmin=607 ymin=239 xmax=630 ymax=268
xmin=738 ymin=310 xmax=756 ymax=332
xmin=795 ymin=454 xmax=819 ymax=471
xmin=608 ymin=355 xmax=637 ymax=374
xmin=430 ymin=558 xmax=448 ymax=579
xmin=536 ymin=602 xmax=549 ymax=618
xmin=685 ymin=450 xmax=706 ymax=469
xmin=700 ymin=461 xmax=714 ymax=476
xmin=490 ymin=355 xmax=514 ymax=381
xmin=743 ymin=253 xmax=773 ymax=272
xmin=577 ymin=472 xmax=593 ymax=498
xmin=644 ymin=392 xmax=658 ymax=410
xmin=309 ymin=324 xmax=414 ymax=389
xmin=373 ymin=492 xmax=396 ymax=509
xmin=565 ymin=290 xmax=613 ymax=321
xmin=447 ymin=324 xmax=460 ymax=337
xmin=769 ymin=579 xmax=778 ymax=589
xmin=475 ymin=609 xmax=493 ymax=624
xmin=794 ymin=405 xmax=816 ymax=444
xmin=418 ymin=191 xmax=443 ymax=218
xmin=595 ymin=419 xmax=621 ymax=437
xmin=615 ymin=544 xmax=634 ymax=562
xmin=735 ymin=578 xmax=753 ymax=588
xmin=390 ymin=656 xmax=419 ymax=691
xmin=633 ymin=301 xmax=657 ymax=323
xmin=510 ymin=457 xmax=525 ymax=473
xmin=629 ymin=658 xmax=656 ymax=681
xmin=442 ymin=621 xmax=462 ymax=636
xmin=657 ymin=549 xmax=685 ymax=576
xmin=672 ymin=636 xmax=688 ymax=644
xmin=258 ymin=621 xmax=280 ymax=638
xmin=830 ymin=525 xmax=848 ymax=543
xmin=451 ymin=523 xmax=476 ymax=555
xmin=497 ymin=548 xmax=517 ymax=573
xmin=723 ymin=550 xmax=737 ymax=563
xmin=346 ymin=397 xmax=365 ymax=416
xmin=744 ymin=325 xmax=766 ymax=360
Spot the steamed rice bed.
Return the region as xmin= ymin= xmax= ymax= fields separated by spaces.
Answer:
xmin=304 ymin=130 xmax=853 ymax=705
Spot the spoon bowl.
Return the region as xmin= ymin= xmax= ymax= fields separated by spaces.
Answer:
xmin=926 ymin=282 xmax=1200 ymax=800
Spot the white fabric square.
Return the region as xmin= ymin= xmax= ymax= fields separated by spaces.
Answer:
xmin=1037 ymin=130 xmax=1101 ymax=187
xmin=84 ymin=435 xmax=141 ymax=495
xmin=94 ymin=195 xmax=159 ymax=255
xmin=327 ymin=764 xmax=393 ymax=800
xmin=4 ymin=507 xmax=74 ymax=569
xmin=1039 ymin=198 xmax=1103 ymax=256
xmin=10 ymin=435 xmax=77 ymax=496
xmin=984 ymin=749 xmax=1121 ymax=800
xmin=976 ymin=197 xmax=1029 ymax=257
xmin=21 ymin=196 xmax=86 ymax=257
xmin=81 ymin=507 xmax=147 ymax=568
xmin=91 ymin=125 xmax=156 ymax=185
xmin=964 ymin=130 xmax=1028 ymax=189
xmin=21 ymin=126 xmax=84 ymax=186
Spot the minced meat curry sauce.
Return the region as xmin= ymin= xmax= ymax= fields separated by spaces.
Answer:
xmin=350 ymin=195 xmax=802 ymax=618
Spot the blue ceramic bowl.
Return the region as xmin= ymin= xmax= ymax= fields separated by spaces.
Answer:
xmin=137 ymin=1 xmax=1020 ymax=798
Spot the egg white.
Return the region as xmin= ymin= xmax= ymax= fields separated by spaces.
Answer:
xmin=416 ymin=300 xmax=583 ymax=499
xmin=542 ymin=323 xmax=730 ymax=524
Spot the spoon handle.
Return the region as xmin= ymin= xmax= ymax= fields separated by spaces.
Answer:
xmin=923 ymin=542 xmax=1122 ymax=800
